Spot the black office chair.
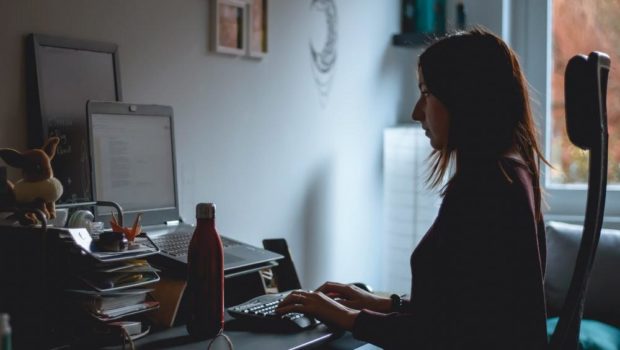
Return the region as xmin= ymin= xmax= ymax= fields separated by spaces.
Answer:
xmin=548 ymin=51 xmax=611 ymax=350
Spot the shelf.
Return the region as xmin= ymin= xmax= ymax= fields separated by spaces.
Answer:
xmin=392 ymin=32 xmax=445 ymax=47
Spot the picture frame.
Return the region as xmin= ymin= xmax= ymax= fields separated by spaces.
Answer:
xmin=211 ymin=0 xmax=247 ymax=55
xmin=247 ymin=0 xmax=268 ymax=58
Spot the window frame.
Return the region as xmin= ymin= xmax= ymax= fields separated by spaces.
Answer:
xmin=509 ymin=0 xmax=620 ymax=227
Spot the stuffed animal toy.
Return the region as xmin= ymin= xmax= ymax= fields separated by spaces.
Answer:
xmin=0 ymin=137 xmax=63 ymax=221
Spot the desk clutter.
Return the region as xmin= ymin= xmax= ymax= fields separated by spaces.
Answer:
xmin=0 ymin=198 xmax=312 ymax=348
xmin=0 ymin=201 xmax=164 ymax=349
xmin=55 ymin=206 xmax=163 ymax=347
xmin=60 ymin=229 xmax=160 ymax=325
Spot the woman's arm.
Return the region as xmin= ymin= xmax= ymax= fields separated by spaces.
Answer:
xmin=276 ymin=290 xmax=426 ymax=349
xmin=315 ymin=282 xmax=393 ymax=313
xmin=275 ymin=281 xmax=393 ymax=328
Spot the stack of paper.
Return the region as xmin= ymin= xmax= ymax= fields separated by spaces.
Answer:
xmin=66 ymin=259 xmax=161 ymax=322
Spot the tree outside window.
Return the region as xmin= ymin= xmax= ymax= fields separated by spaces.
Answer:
xmin=551 ymin=0 xmax=620 ymax=184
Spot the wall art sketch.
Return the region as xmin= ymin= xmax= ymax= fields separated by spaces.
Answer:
xmin=309 ymin=0 xmax=337 ymax=107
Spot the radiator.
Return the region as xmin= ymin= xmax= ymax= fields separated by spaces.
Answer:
xmin=382 ymin=126 xmax=441 ymax=295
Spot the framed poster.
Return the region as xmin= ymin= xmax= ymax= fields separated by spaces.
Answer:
xmin=212 ymin=0 xmax=247 ymax=55
xmin=248 ymin=0 xmax=268 ymax=58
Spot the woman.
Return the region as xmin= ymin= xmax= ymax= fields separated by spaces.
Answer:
xmin=277 ymin=28 xmax=548 ymax=349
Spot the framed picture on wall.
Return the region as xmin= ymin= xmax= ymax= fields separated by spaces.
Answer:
xmin=248 ymin=0 xmax=268 ymax=58
xmin=211 ymin=0 xmax=247 ymax=55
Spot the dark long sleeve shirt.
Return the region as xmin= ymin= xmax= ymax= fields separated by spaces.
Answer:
xmin=353 ymin=157 xmax=548 ymax=349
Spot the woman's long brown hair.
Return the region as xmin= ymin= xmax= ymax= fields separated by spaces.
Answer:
xmin=419 ymin=27 xmax=549 ymax=221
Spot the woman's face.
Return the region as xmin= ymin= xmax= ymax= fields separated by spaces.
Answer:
xmin=411 ymin=68 xmax=450 ymax=150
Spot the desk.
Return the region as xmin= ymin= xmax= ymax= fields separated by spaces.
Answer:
xmin=102 ymin=324 xmax=371 ymax=349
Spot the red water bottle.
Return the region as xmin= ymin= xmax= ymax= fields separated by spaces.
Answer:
xmin=186 ymin=203 xmax=224 ymax=338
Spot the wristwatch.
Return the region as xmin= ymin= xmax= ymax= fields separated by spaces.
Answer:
xmin=390 ymin=294 xmax=406 ymax=313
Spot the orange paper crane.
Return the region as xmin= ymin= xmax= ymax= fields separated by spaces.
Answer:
xmin=110 ymin=212 xmax=143 ymax=242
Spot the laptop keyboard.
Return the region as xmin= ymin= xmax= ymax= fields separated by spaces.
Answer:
xmin=150 ymin=231 xmax=238 ymax=257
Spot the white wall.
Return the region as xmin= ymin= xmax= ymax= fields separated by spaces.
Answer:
xmin=0 ymin=0 xmax=418 ymax=289
xmin=463 ymin=0 xmax=507 ymax=38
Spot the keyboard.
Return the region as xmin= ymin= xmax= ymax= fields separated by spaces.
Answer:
xmin=227 ymin=291 xmax=319 ymax=332
xmin=150 ymin=231 xmax=238 ymax=257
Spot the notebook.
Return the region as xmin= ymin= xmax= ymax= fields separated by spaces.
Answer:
xmin=86 ymin=101 xmax=283 ymax=272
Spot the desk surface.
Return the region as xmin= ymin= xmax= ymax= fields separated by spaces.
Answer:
xmin=103 ymin=324 xmax=370 ymax=350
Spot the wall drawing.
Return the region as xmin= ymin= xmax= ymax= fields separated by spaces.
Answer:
xmin=309 ymin=0 xmax=337 ymax=107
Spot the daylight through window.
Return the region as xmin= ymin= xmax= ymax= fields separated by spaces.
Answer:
xmin=550 ymin=0 xmax=619 ymax=185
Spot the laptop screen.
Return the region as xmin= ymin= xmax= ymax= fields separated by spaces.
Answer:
xmin=87 ymin=102 xmax=180 ymax=225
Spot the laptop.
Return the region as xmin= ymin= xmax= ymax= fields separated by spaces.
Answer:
xmin=86 ymin=101 xmax=283 ymax=273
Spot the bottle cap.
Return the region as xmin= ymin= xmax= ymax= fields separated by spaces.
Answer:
xmin=196 ymin=203 xmax=216 ymax=219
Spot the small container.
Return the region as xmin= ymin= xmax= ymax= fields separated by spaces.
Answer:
xmin=401 ymin=0 xmax=417 ymax=33
xmin=0 ymin=313 xmax=12 ymax=350
xmin=416 ymin=0 xmax=446 ymax=34
xmin=87 ymin=221 xmax=105 ymax=236
xmin=456 ymin=1 xmax=466 ymax=30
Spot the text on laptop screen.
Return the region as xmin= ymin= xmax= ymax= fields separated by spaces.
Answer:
xmin=90 ymin=113 xmax=176 ymax=214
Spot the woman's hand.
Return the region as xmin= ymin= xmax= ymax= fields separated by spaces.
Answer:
xmin=275 ymin=290 xmax=359 ymax=331
xmin=316 ymin=281 xmax=392 ymax=313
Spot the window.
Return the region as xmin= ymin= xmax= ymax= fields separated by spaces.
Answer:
xmin=510 ymin=0 xmax=619 ymax=223
xmin=549 ymin=0 xmax=620 ymax=186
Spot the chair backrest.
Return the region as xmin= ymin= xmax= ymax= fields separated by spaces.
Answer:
xmin=548 ymin=51 xmax=611 ymax=350
xmin=262 ymin=238 xmax=303 ymax=291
